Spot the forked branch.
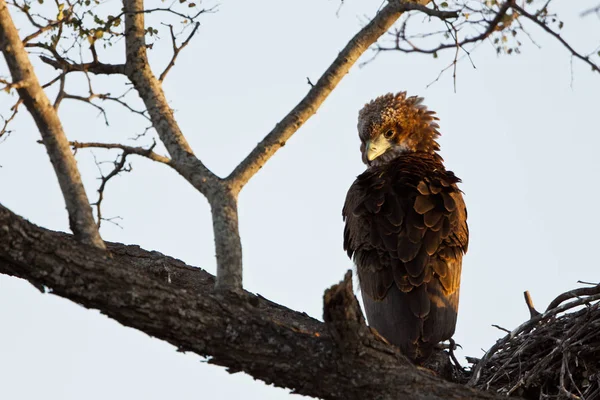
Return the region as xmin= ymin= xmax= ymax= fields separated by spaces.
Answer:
xmin=227 ymin=0 xmax=456 ymax=193
xmin=0 ymin=0 xmax=105 ymax=249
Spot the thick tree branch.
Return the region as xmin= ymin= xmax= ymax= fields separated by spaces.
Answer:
xmin=0 ymin=203 xmax=507 ymax=400
xmin=123 ymin=0 xmax=242 ymax=290
xmin=0 ymin=0 xmax=105 ymax=249
xmin=123 ymin=0 xmax=218 ymax=195
xmin=226 ymin=0 xmax=434 ymax=194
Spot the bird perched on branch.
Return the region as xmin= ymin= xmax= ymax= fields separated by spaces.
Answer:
xmin=342 ymin=92 xmax=468 ymax=361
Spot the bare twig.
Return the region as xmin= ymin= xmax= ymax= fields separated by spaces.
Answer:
xmin=0 ymin=98 xmax=21 ymax=139
xmin=63 ymin=93 xmax=110 ymax=125
xmin=491 ymin=324 xmax=511 ymax=334
xmin=379 ymin=0 xmax=515 ymax=54
xmin=0 ymin=0 xmax=105 ymax=249
xmin=512 ymin=3 xmax=600 ymax=74
xmin=159 ymin=22 xmax=200 ymax=82
xmin=581 ymin=5 xmax=600 ymax=18
xmin=68 ymin=140 xmax=173 ymax=165
xmin=92 ymin=152 xmax=132 ymax=228
xmin=0 ymin=78 xmax=28 ymax=91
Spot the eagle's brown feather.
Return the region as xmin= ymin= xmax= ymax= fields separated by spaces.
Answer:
xmin=343 ymin=92 xmax=468 ymax=361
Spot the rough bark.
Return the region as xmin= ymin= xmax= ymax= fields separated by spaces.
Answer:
xmin=0 ymin=203 xmax=508 ymax=400
xmin=209 ymin=187 xmax=243 ymax=290
xmin=0 ymin=0 xmax=104 ymax=249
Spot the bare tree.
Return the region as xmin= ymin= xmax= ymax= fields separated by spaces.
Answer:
xmin=0 ymin=0 xmax=598 ymax=398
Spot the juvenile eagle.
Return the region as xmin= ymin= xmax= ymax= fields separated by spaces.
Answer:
xmin=342 ymin=92 xmax=468 ymax=361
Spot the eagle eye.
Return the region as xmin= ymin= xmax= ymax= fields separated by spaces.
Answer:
xmin=384 ymin=130 xmax=394 ymax=139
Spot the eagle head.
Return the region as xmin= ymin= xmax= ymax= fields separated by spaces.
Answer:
xmin=357 ymin=92 xmax=441 ymax=166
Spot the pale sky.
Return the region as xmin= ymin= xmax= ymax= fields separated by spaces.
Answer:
xmin=1 ymin=0 xmax=599 ymax=399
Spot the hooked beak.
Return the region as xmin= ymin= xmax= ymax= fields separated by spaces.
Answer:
xmin=366 ymin=135 xmax=392 ymax=162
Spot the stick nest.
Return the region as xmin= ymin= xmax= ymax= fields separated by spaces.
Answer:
xmin=466 ymin=283 xmax=600 ymax=399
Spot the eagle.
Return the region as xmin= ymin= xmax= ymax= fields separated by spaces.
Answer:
xmin=342 ymin=92 xmax=468 ymax=361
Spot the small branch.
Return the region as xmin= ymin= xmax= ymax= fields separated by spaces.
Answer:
xmin=92 ymin=152 xmax=132 ymax=229
xmin=491 ymin=324 xmax=511 ymax=334
xmin=34 ymin=44 xmax=126 ymax=75
xmin=127 ymin=5 xmax=213 ymax=21
xmin=379 ymin=1 xmax=515 ymax=54
xmin=62 ymin=93 xmax=110 ymax=125
xmin=546 ymin=284 xmax=600 ymax=311
xmin=0 ymin=78 xmax=28 ymax=91
xmin=22 ymin=19 xmax=62 ymax=43
xmin=0 ymin=0 xmax=105 ymax=249
xmin=581 ymin=5 xmax=600 ymax=18
xmin=397 ymin=0 xmax=459 ymax=20
xmin=68 ymin=140 xmax=173 ymax=165
xmin=0 ymin=98 xmax=22 ymax=139
xmin=159 ymin=22 xmax=200 ymax=82
xmin=512 ymin=3 xmax=600 ymax=74
xmin=523 ymin=290 xmax=541 ymax=318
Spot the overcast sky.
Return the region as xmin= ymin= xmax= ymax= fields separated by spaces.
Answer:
xmin=1 ymin=0 xmax=599 ymax=398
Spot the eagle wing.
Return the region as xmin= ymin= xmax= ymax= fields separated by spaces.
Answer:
xmin=343 ymin=155 xmax=468 ymax=359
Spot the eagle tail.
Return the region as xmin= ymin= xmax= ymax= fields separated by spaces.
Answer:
xmin=361 ymin=279 xmax=459 ymax=361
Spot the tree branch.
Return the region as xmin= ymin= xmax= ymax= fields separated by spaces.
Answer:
xmin=512 ymin=3 xmax=600 ymax=74
xmin=226 ymin=0 xmax=434 ymax=193
xmin=91 ymin=152 xmax=131 ymax=228
xmin=545 ymin=283 xmax=600 ymax=311
xmin=123 ymin=0 xmax=218 ymax=194
xmin=37 ymin=53 xmax=126 ymax=75
xmin=123 ymin=0 xmax=242 ymax=290
xmin=0 ymin=203 xmax=507 ymax=400
xmin=581 ymin=4 xmax=600 ymax=18
xmin=378 ymin=0 xmax=515 ymax=54
xmin=68 ymin=141 xmax=172 ymax=165
xmin=0 ymin=0 xmax=105 ymax=249
xmin=159 ymin=22 xmax=200 ymax=82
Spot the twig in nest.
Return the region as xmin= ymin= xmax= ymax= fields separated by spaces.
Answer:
xmin=467 ymin=284 xmax=600 ymax=399
xmin=491 ymin=324 xmax=511 ymax=334
xmin=546 ymin=284 xmax=600 ymax=311
xmin=524 ymin=290 xmax=541 ymax=318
